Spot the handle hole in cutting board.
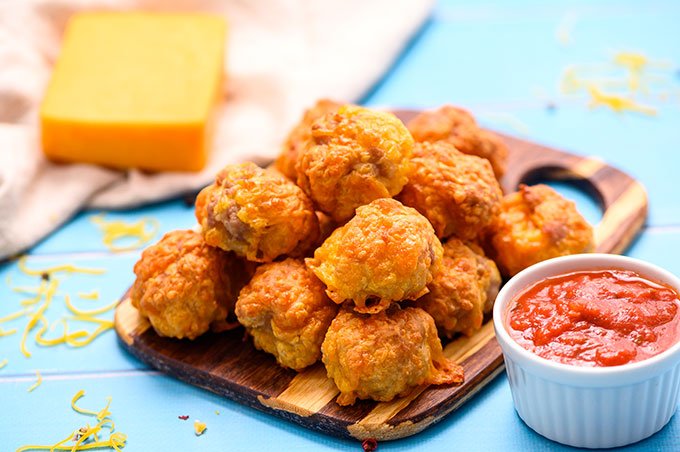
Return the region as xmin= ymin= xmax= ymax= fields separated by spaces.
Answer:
xmin=518 ymin=167 xmax=604 ymax=225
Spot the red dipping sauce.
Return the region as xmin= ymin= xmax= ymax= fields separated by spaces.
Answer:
xmin=507 ymin=269 xmax=680 ymax=367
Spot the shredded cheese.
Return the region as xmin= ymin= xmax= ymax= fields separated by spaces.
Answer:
xmin=613 ymin=52 xmax=648 ymax=72
xmin=194 ymin=420 xmax=207 ymax=436
xmin=65 ymin=324 xmax=114 ymax=348
xmin=27 ymin=370 xmax=42 ymax=392
xmin=13 ymin=280 xmax=48 ymax=305
xmin=16 ymin=390 xmax=128 ymax=451
xmin=0 ymin=307 xmax=33 ymax=323
xmin=66 ymin=295 xmax=118 ymax=317
xmin=20 ymin=303 xmax=53 ymax=358
xmin=35 ymin=317 xmax=88 ymax=347
xmin=78 ymin=291 xmax=100 ymax=300
xmin=90 ymin=214 xmax=159 ymax=252
xmin=558 ymin=50 xmax=677 ymax=116
xmin=19 ymin=279 xmax=58 ymax=358
xmin=18 ymin=257 xmax=106 ymax=276
xmin=587 ymin=85 xmax=656 ymax=115
xmin=7 ymin=256 xmax=114 ymax=358
xmin=72 ymin=390 xmax=99 ymax=417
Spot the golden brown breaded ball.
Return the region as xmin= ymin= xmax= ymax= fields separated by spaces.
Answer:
xmin=490 ymin=184 xmax=595 ymax=276
xmin=235 ymin=258 xmax=338 ymax=371
xmin=398 ymin=141 xmax=503 ymax=241
xmin=296 ymin=105 xmax=414 ymax=222
xmin=407 ymin=105 xmax=508 ymax=178
xmin=322 ymin=306 xmax=464 ymax=406
xmin=306 ymin=198 xmax=443 ymax=314
xmin=130 ymin=230 xmax=240 ymax=340
xmin=195 ymin=162 xmax=319 ymax=262
xmin=418 ymin=238 xmax=501 ymax=338
xmin=275 ymin=99 xmax=342 ymax=180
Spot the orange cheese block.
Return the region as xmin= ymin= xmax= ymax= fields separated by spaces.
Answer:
xmin=40 ymin=13 xmax=227 ymax=172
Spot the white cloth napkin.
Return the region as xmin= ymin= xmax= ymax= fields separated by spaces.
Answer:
xmin=0 ymin=0 xmax=432 ymax=258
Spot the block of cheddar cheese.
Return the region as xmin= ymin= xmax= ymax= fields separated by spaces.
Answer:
xmin=40 ymin=13 xmax=227 ymax=172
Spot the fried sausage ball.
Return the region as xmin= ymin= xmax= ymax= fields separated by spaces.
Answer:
xmin=235 ymin=259 xmax=338 ymax=371
xmin=407 ymin=105 xmax=508 ymax=178
xmin=398 ymin=141 xmax=503 ymax=241
xmin=275 ymin=99 xmax=342 ymax=180
xmin=418 ymin=238 xmax=501 ymax=338
xmin=490 ymin=184 xmax=595 ymax=276
xmin=131 ymin=230 xmax=241 ymax=340
xmin=296 ymin=105 xmax=414 ymax=222
xmin=195 ymin=162 xmax=319 ymax=262
xmin=322 ymin=306 xmax=464 ymax=406
xmin=306 ymin=198 xmax=443 ymax=314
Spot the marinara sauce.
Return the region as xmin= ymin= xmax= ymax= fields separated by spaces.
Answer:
xmin=507 ymin=270 xmax=680 ymax=367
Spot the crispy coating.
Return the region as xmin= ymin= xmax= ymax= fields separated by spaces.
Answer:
xmin=322 ymin=306 xmax=464 ymax=406
xmin=398 ymin=141 xmax=502 ymax=240
xmin=275 ymin=99 xmax=342 ymax=180
xmin=306 ymin=198 xmax=443 ymax=313
xmin=195 ymin=162 xmax=319 ymax=262
xmin=235 ymin=259 xmax=338 ymax=371
xmin=407 ymin=105 xmax=508 ymax=178
xmin=296 ymin=105 xmax=414 ymax=222
xmin=418 ymin=238 xmax=501 ymax=338
xmin=131 ymin=230 xmax=241 ymax=340
xmin=490 ymin=184 xmax=595 ymax=276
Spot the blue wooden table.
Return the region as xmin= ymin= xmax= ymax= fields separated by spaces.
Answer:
xmin=3 ymin=1 xmax=680 ymax=450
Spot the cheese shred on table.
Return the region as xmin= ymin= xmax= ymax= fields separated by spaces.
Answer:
xmin=194 ymin=420 xmax=207 ymax=436
xmin=17 ymin=390 xmax=127 ymax=451
xmin=26 ymin=370 xmax=42 ymax=392
xmin=18 ymin=257 xmax=106 ymax=276
xmin=0 ymin=257 xmax=114 ymax=359
xmin=78 ymin=291 xmax=100 ymax=300
xmin=559 ymin=50 xmax=675 ymax=116
xmin=90 ymin=214 xmax=159 ymax=252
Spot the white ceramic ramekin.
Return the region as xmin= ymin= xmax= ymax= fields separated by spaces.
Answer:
xmin=493 ymin=253 xmax=680 ymax=449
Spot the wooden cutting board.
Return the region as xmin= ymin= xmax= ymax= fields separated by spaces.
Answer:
xmin=114 ymin=110 xmax=647 ymax=441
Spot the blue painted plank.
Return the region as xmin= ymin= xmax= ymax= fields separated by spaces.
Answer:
xmin=2 ymin=370 xmax=677 ymax=451
xmin=2 ymin=373 xmax=358 ymax=452
xmin=366 ymin=1 xmax=680 ymax=109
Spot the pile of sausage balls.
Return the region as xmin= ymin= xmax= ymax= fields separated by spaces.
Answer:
xmin=131 ymin=102 xmax=594 ymax=406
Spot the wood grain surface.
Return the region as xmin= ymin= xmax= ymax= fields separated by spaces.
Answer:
xmin=115 ymin=110 xmax=647 ymax=441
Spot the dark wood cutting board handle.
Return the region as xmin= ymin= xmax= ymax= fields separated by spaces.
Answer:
xmin=497 ymin=133 xmax=648 ymax=255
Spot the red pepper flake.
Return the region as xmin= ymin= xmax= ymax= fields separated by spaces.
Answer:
xmin=178 ymin=415 xmax=190 ymax=420
xmin=361 ymin=438 xmax=378 ymax=452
